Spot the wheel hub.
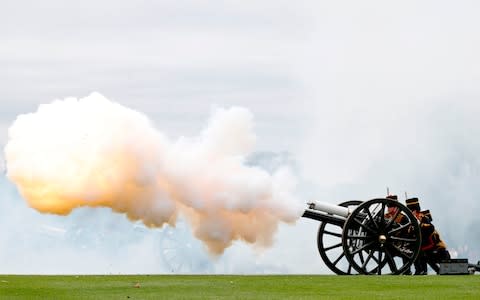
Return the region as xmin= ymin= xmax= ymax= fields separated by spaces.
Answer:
xmin=378 ymin=234 xmax=387 ymax=244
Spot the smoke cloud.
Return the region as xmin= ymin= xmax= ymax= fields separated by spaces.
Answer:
xmin=4 ymin=92 xmax=303 ymax=255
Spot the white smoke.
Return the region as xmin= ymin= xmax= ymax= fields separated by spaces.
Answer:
xmin=4 ymin=92 xmax=303 ymax=255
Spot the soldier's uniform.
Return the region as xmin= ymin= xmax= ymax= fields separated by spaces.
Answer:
xmin=385 ymin=195 xmax=412 ymax=275
xmin=385 ymin=195 xmax=408 ymax=224
xmin=420 ymin=219 xmax=450 ymax=273
xmin=406 ymin=197 xmax=450 ymax=274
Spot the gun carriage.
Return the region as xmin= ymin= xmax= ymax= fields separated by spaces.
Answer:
xmin=302 ymin=198 xmax=422 ymax=275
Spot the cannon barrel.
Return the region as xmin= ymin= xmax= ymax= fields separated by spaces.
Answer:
xmin=308 ymin=201 xmax=350 ymax=217
xmin=302 ymin=201 xmax=351 ymax=227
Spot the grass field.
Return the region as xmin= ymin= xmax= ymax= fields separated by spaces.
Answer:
xmin=0 ymin=274 xmax=479 ymax=299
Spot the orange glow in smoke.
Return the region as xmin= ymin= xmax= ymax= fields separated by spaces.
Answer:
xmin=4 ymin=93 xmax=302 ymax=254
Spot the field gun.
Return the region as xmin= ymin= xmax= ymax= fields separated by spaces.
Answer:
xmin=302 ymin=198 xmax=421 ymax=275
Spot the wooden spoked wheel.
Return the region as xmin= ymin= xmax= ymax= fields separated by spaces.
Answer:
xmin=342 ymin=198 xmax=421 ymax=275
xmin=317 ymin=200 xmax=362 ymax=275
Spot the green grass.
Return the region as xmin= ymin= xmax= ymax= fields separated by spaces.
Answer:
xmin=0 ymin=275 xmax=479 ymax=299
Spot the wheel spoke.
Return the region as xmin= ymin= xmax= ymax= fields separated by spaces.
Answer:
xmin=347 ymin=264 xmax=352 ymax=274
xmin=358 ymin=250 xmax=365 ymax=264
xmin=332 ymin=252 xmax=345 ymax=266
xmin=351 ymin=240 xmax=376 ymax=255
xmin=324 ymin=230 xmax=342 ymax=238
xmin=384 ymin=248 xmax=398 ymax=273
xmin=325 ymin=242 xmax=343 ymax=252
xmin=365 ymin=208 xmax=379 ymax=230
xmin=369 ymin=251 xmax=390 ymax=275
xmin=388 ymin=221 xmax=414 ymax=235
xmin=389 ymin=236 xmax=417 ymax=242
xmin=370 ymin=250 xmax=380 ymax=264
xmin=362 ymin=250 xmax=375 ymax=269
xmin=353 ymin=217 xmax=376 ymax=234
xmin=379 ymin=202 xmax=386 ymax=228
xmin=377 ymin=249 xmax=383 ymax=275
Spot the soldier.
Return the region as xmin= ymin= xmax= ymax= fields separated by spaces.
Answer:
xmin=406 ymin=197 xmax=450 ymax=274
xmin=406 ymin=198 xmax=428 ymax=274
xmin=385 ymin=195 xmax=408 ymax=224
xmin=385 ymin=194 xmax=412 ymax=275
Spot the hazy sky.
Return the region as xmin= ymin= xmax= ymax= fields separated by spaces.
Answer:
xmin=1 ymin=0 xmax=313 ymax=151
xmin=2 ymin=1 xmax=480 ymax=274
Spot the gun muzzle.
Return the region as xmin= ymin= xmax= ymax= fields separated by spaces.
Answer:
xmin=307 ymin=201 xmax=350 ymax=218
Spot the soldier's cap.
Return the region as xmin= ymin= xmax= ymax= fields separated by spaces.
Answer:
xmin=421 ymin=209 xmax=433 ymax=222
xmin=406 ymin=197 xmax=421 ymax=211
xmin=386 ymin=195 xmax=398 ymax=207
